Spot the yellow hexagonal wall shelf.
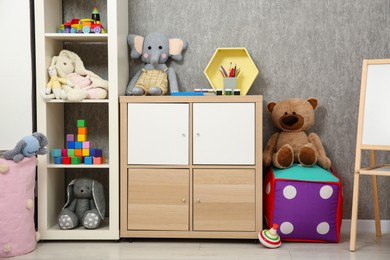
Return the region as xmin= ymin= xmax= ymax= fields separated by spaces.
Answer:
xmin=204 ymin=48 xmax=259 ymax=95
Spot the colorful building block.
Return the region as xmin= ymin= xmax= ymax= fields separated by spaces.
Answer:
xmin=77 ymin=119 xmax=87 ymax=127
xmin=71 ymin=157 xmax=82 ymax=164
xmin=264 ymin=164 xmax=343 ymax=242
xmin=77 ymin=134 xmax=87 ymax=142
xmin=82 ymin=141 xmax=90 ymax=149
xmin=78 ymin=127 xmax=88 ymax=135
xmin=93 ymin=149 xmax=103 ymax=157
xmin=75 ymin=142 xmax=82 ymax=149
xmin=66 ymin=134 xmax=74 ymax=142
xmin=67 ymin=141 xmax=75 ymax=149
xmin=54 ymin=156 xmax=63 ymax=164
xmin=62 ymin=157 xmax=71 ymax=164
xmin=93 ymin=156 xmax=104 ymax=164
xmin=82 ymin=148 xmax=90 ymax=156
xmin=74 ymin=149 xmax=82 ymax=157
xmin=84 ymin=156 xmax=93 ymax=164
xmin=51 ymin=149 xmax=61 ymax=157
xmin=67 ymin=149 xmax=74 ymax=156
xmin=61 ymin=149 xmax=68 ymax=156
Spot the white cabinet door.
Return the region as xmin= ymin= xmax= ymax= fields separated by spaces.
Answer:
xmin=193 ymin=103 xmax=255 ymax=165
xmin=127 ymin=103 xmax=189 ymax=165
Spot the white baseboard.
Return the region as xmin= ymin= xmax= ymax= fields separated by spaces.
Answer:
xmin=342 ymin=219 xmax=390 ymax=233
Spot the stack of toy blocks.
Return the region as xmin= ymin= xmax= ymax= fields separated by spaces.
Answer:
xmin=51 ymin=119 xmax=104 ymax=165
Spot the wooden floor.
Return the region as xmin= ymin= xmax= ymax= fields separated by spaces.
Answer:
xmin=11 ymin=229 xmax=390 ymax=259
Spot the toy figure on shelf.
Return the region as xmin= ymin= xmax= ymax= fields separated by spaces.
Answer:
xmin=126 ymin=32 xmax=187 ymax=96
xmin=258 ymin=224 xmax=281 ymax=248
xmin=58 ymin=5 xmax=106 ymax=34
xmin=58 ymin=178 xmax=106 ymax=230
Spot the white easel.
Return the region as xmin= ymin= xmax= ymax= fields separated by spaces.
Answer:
xmin=350 ymin=59 xmax=390 ymax=251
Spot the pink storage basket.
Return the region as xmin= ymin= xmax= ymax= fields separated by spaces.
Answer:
xmin=0 ymin=157 xmax=37 ymax=258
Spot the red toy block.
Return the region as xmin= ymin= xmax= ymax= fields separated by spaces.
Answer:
xmin=62 ymin=157 xmax=71 ymax=164
xmin=61 ymin=149 xmax=68 ymax=156
xmin=93 ymin=156 xmax=104 ymax=164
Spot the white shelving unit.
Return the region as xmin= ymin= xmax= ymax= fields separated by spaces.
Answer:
xmin=35 ymin=0 xmax=128 ymax=240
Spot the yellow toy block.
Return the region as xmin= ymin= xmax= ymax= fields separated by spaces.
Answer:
xmin=77 ymin=134 xmax=87 ymax=142
xmin=82 ymin=148 xmax=90 ymax=156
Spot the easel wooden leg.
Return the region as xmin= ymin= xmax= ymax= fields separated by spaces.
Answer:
xmin=350 ymin=172 xmax=360 ymax=252
xmin=369 ymin=150 xmax=381 ymax=237
xmin=372 ymin=175 xmax=381 ymax=237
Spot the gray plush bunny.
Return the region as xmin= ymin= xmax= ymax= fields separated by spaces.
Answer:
xmin=58 ymin=178 xmax=106 ymax=230
xmin=2 ymin=132 xmax=48 ymax=162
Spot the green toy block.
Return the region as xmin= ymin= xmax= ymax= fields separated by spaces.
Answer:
xmin=67 ymin=149 xmax=74 ymax=156
xmin=71 ymin=156 xmax=82 ymax=164
xmin=77 ymin=119 xmax=87 ymax=127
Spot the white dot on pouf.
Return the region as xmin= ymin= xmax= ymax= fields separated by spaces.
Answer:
xmin=283 ymin=185 xmax=297 ymax=199
xmin=320 ymin=185 xmax=333 ymax=199
xmin=317 ymin=222 xmax=330 ymax=235
xmin=266 ymin=182 xmax=271 ymax=195
xmin=280 ymin=222 xmax=294 ymax=234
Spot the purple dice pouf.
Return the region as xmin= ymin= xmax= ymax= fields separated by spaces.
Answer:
xmin=264 ymin=164 xmax=343 ymax=242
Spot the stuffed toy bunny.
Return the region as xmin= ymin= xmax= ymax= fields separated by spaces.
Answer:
xmin=58 ymin=178 xmax=106 ymax=230
xmin=126 ymin=32 xmax=187 ymax=95
xmin=50 ymin=50 xmax=108 ymax=101
xmin=2 ymin=132 xmax=48 ymax=162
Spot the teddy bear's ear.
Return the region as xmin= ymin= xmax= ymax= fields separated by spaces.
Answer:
xmin=267 ymin=102 xmax=277 ymax=113
xmin=307 ymin=98 xmax=318 ymax=110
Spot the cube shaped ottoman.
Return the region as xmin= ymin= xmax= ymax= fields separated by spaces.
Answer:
xmin=264 ymin=164 xmax=343 ymax=242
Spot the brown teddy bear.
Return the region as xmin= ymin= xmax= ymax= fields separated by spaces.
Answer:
xmin=263 ymin=97 xmax=331 ymax=169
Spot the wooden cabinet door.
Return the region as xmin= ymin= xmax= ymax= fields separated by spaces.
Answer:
xmin=127 ymin=169 xmax=189 ymax=231
xmin=127 ymin=103 xmax=189 ymax=165
xmin=193 ymin=169 xmax=255 ymax=231
xmin=193 ymin=103 xmax=255 ymax=165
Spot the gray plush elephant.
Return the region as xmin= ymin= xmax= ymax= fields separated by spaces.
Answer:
xmin=58 ymin=178 xmax=106 ymax=230
xmin=2 ymin=132 xmax=48 ymax=162
xmin=126 ymin=32 xmax=188 ymax=96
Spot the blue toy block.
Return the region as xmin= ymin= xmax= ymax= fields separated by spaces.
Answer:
xmin=67 ymin=141 xmax=75 ymax=149
xmin=51 ymin=149 xmax=61 ymax=157
xmin=84 ymin=156 xmax=93 ymax=164
xmin=75 ymin=142 xmax=82 ymax=149
xmin=54 ymin=156 xmax=63 ymax=164
xmin=94 ymin=149 xmax=103 ymax=157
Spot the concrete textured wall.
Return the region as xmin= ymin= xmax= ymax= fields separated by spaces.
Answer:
xmin=128 ymin=0 xmax=390 ymax=220
xmin=64 ymin=0 xmax=390 ymax=220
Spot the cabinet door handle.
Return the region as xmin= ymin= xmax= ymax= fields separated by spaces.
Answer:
xmin=196 ymin=133 xmax=200 ymax=137
xmin=196 ymin=198 xmax=200 ymax=203
xmin=182 ymin=133 xmax=186 ymax=137
xmin=182 ymin=198 xmax=186 ymax=203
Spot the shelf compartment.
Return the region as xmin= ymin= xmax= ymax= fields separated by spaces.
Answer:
xmin=204 ymin=48 xmax=259 ymax=95
xmin=45 ymin=33 xmax=108 ymax=42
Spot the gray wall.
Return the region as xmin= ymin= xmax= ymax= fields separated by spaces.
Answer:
xmin=128 ymin=0 xmax=390 ymax=220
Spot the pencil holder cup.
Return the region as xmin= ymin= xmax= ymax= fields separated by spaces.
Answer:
xmin=223 ymin=78 xmax=237 ymax=91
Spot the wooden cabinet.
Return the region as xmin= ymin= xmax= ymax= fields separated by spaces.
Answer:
xmin=193 ymin=169 xmax=255 ymax=231
xmin=127 ymin=169 xmax=189 ymax=231
xmin=120 ymin=96 xmax=262 ymax=239
xmin=35 ymin=0 xmax=128 ymax=240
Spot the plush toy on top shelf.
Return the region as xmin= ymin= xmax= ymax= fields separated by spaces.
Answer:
xmin=47 ymin=50 xmax=108 ymax=101
xmin=263 ymin=98 xmax=331 ymax=169
xmin=126 ymin=32 xmax=188 ymax=96
xmin=2 ymin=132 xmax=48 ymax=162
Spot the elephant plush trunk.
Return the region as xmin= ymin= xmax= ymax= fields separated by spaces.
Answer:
xmin=150 ymin=54 xmax=159 ymax=67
